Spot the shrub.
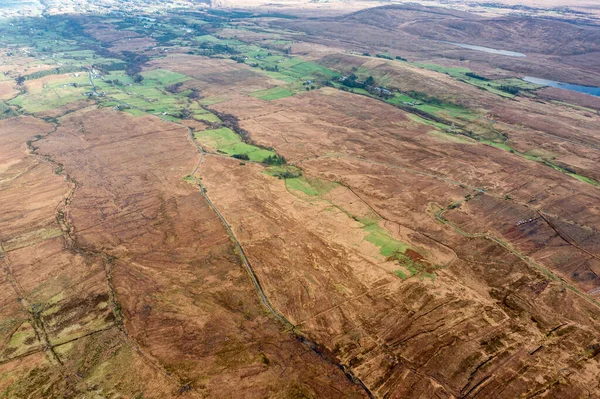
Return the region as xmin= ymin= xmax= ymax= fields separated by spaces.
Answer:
xmin=465 ymin=72 xmax=489 ymax=81
xmin=375 ymin=53 xmax=393 ymax=60
xmin=263 ymin=154 xmax=286 ymax=165
xmin=273 ymin=170 xmax=301 ymax=179
xmin=499 ymin=85 xmax=520 ymax=95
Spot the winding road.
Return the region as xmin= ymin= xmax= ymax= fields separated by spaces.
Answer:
xmin=185 ymin=127 xmax=375 ymax=398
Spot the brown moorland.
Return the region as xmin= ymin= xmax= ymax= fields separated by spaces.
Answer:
xmin=199 ymin=87 xmax=600 ymax=397
xmin=0 ymin=116 xmax=182 ymax=397
xmin=30 ymin=108 xmax=366 ymax=398
xmin=272 ymin=4 xmax=600 ymax=86
xmin=1 ymin=2 xmax=600 ymax=397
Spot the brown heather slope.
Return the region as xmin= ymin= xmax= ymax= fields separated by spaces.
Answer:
xmin=272 ymin=5 xmax=600 ymax=86
xmin=0 ymin=116 xmax=180 ymax=397
xmin=31 ymin=108 xmax=366 ymax=398
xmin=316 ymin=53 xmax=600 ymax=181
xmin=341 ymin=5 xmax=600 ymax=56
xmin=201 ymin=88 xmax=600 ymax=398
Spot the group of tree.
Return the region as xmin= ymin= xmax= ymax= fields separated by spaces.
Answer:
xmin=261 ymin=65 xmax=279 ymax=72
xmin=272 ymin=169 xmax=302 ymax=179
xmin=122 ymin=51 xmax=150 ymax=78
xmin=188 ymin=89 xmax=201 ymax=100
xmin=340 ymin=74 xmax=375 ymax=89
xmin=465 ymin=72 xmax=489 ymax=81
xmin=166 ymin=82 xmax=184 ymax=94
xmin=498 ymin=85 xmax=520 ymax=95
xmin=263 ymin=154 xmax=286 ymax=165
xmin=104 ymin=79 xmax=123 ymax=87
xmin=375 ymin=53 xmax=393 ymax=60
xmin=405 ymin=90 xmax=443 ymax=105
xmin=178 ymin=108 xmax=192 ymax=119
xmin=197 ymin=42 xmax=239 ymax=55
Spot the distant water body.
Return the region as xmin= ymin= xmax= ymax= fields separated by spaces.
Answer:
xmin=442 ymin=41 xmax=527 ymax=57
xmin=523 ymin=76 xmax=600 ymax=97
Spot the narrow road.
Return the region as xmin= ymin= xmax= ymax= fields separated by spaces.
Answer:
xmin=187 ymin=127 xmax=291 ymax=327
xmin=87 ymin=68 xmax=98 ymax=95
xmin=186 ymin=128 xmax=375 ymax=398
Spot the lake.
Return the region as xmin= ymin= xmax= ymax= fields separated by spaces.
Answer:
xmin=443 ymin=41 xmax=526 ymax=57
xmin=523 ymin=76 xmax=600 ymax=97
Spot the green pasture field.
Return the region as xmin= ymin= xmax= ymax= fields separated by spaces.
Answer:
xmin=140 ymin=69 xmax=191 ymax=86
xmin=285 ymin=177 xmax=338 ymax=197
xmin=9 ymin=74 xmax=91 ymax=113
xmin=249 ymin=86 xmax=294 ymax=101
xmin=194 ymin=127 xmax=276 ymax=162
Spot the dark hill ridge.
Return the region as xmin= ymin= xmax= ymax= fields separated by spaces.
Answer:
xmin=338 ymin=4 xmax=600 ymax=56
xmin=271 ymin=4 xmax=600 ymax=85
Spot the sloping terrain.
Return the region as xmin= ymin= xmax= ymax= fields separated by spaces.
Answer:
xmin=200 ymin=88 xmax=600 ymax=398
xmin=28 ymin=108 xmax=365 ymax=397
xmin=273 ymin=4 xmax=600 ymax=85
xmin=0 ymin=4 xmax=599 ymax=398
xmin=343 ymin=5 xmax=600 ymax=56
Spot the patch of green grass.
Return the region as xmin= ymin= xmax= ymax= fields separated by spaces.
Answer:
xmin=9 ymin=74 xmax=91 ymax=113
xmin=393 ymin=269 xmax=409 ymax=279
xmin=193 ymin=112 xmax=221 ymax=123
xmin=363 ymin=223 xmax=409 ymax=257
xmin=194 ymin=127 xmax=277 ymax=162
xmin=288 ymin=61 xmax=339 ymax=79
xmin=264 ymin=165 xmax=302 ymax=179
xmin=286 ymin=178 xmax=320 ymax=196
xmin=141 ymin=69 xmax=191 ymax=86
xmin=386 ymin=93 xmax=419 ymax=105
xmin=569 ymin=173 xmax=599 ymax=186
xmin=250 ymin=86 xmax=294 ymax=101
xmin=285 ymin=176 xmax=338 ymax=197
xmin=394 ymin=254 xmax=437 ymax=281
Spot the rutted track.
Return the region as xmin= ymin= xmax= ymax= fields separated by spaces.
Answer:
xmin=186 ymin=128 xmax=375 ymax=398
xmin=434 ymin=197 xmax=600 ymax=310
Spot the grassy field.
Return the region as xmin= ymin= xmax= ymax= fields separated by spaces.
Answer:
xmin=250 ymin=86 xmax=294 ymax=101
xmin=194 ymin=127 xmax=277 ymax=162
xmin=363 ymin=222 xmax=410 ymax=257
xmin=140 ymin=69 xmax=191 ymax=86
xmin=9 ymin=74 xmax=91 ymax=113
xmin=283 ymin=175 xmax=435 ymax=279
xmin=98 ymin=69 xmax=207 ymax=122
xmin=412 ymin=62 xmax=542 ymax=97
xmin=286 ymin=176 xmax=338 ymax=197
